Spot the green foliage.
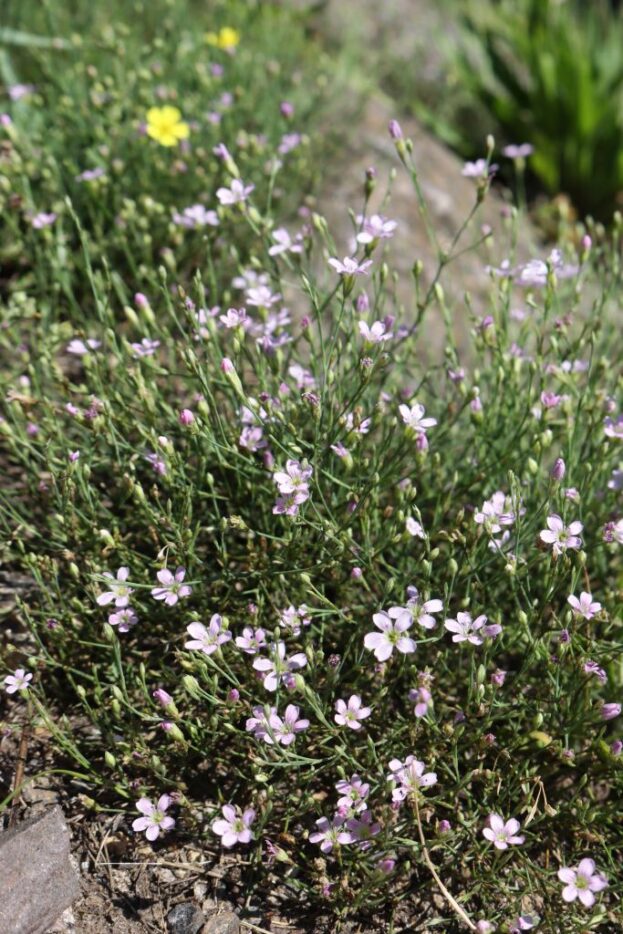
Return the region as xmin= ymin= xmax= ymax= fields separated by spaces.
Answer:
xmin=452 ymin=0 xmax=623 ymax=219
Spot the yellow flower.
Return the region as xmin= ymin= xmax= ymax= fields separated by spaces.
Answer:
xmin=204 ymin=27 xmax=240 ymax=50
xmin=145 ymin=106 xmax=190 ymax=147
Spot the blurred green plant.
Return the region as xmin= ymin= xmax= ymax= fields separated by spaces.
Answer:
xmin=452 ymin=0 xmax=623 ymax=220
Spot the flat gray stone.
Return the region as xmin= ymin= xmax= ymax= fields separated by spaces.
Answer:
xmin=167 ymin=902 xmax=205 ymax=934
xmin=202 ymin=909 xmax=240 ymax=934
xmin=0 ymin=806 xmax=80 ymax=934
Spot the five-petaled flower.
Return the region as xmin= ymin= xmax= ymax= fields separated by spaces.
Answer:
xmin=482 ymin=814 xmax=525 ymax=850
xmin=212 ymin=804 xmax=255 ymax=848
xmin=216 ymin=179 xmax=255 ymax=205
xmin=309 ymin=815 xmax=353 ymax=853
xmin=387 ymin=755 xmax=437 ymax=801
xmin=334 ymin=695 xmax=372 ymax=730
xmin=558 ymin=859 xmax=608 ymax=907
xmin=146 ymin=107 xmax=189 ymax=147
xmin=568 ymin=592 xmax=601 ymax=620
xmin=364 ymin=608 xmax=416 ymax=661
xmin=253 ymin=642 xmax=307 ymax=691
xmin=97 ymin=567 xmax=133 ymax=608
xmin=4 ymin=668 xmax=32 ymax=694
xmin=328 ymin=256 xmax=373 ymax=277
xmin=151 ymin=567 xmax=192 ymax=606
xmin=185 ymin=615 xmax=232 ymax=655
xmin=132 ymin=794 xmax=175 ymax=841
xmin=444 ymin=612 xmax=501 ymax=645
xmin=399 ymin=403 xmax=437 ymax=437
xmin=540 ymin=515 xmax=583 ymax=556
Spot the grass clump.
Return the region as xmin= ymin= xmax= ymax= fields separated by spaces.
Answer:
xmin=0 ymin=11 xmax=622 ymax=933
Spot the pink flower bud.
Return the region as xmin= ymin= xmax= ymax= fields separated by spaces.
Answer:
xmin=551 ymin=457 xmax=566 ymax=481
xmin=280 ymin=101 xmax=294 ymax=118
xmin=134 ymin=292 xmax=149 ymax=308
xmin=438 ymin=819 xmax=452 ymax=833
xmin=179 ymin=408 xmax=194 ymax=426
xmin=601 ymin=703 xmax=621 ymax=721
xmin=220 ymin=357 xmax=234 ymax=374
xmin=153 ymin=688 xmax=173 ymax=708
xmin=351 ymin=567 xmax=363 ymax=579
xmin=388 ymin=119 xmax=403 ymax=140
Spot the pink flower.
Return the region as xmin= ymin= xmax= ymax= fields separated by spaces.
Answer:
xmin=132 ymin=795 xmax=175 ymax=841
xmin=558 ymin=859 xmax=608 ymax=907
xmin=212 ymin=804 xmax=255 ymax=847
xmin=409 ymin=684 xmax=433 ymax=718
xmin=172 ymin=204 xmax=218 ymax=228
xmin=399 ymin=402 xmax=437 ymax=435
xmin=31 ymin=212 xmax=57 ymax=229
xmin=406 ymin=517 xmax=425 ymax=539
xmin=335 ymin=775 xmax=370 ymax=814
xmin=131 ymin=338 xmax=160 ymax=358
xmin=461 ymin=158 xmax=497 ymax=178
xmin=601 ymin=702 xmax=621 ymax=721
xmin=267 ymin=704 xmax=310 ymax=745
xmin=356 ymin=213 xmax=397 ymax=244
xmin=567 ymin=592 xmax=601 ymax=620
xmin=482 ymin=814 xmax=525 ymax=850
xmin=185 ymin=616 xmax=231 ymax=654
xmin=346 ymin=811 xmax=381 ymax=849
xmin=67 ymin=338 xmax=101 ymax=355
xmin=151 ymin=567 xmax=192 ymax=605
xmin=235 ymin=626 xmax=267 ymax=655
xmin=253 ymin=641 xmax=307 ymax=691
xmin=328 ymin=256 xmax=373 ymax=276
xmin=278 ymin=604 xmax=310 ymax=635
xmin=96 ymin=567 xmax=133 ymax=607
xmin=539 ymin=515 xmax=583 ymax=556
xmin=502 ymin=143 xmax=533 ymax=159
xmin=309 ymin=815 xmax=353 ymax=853
xmin=406 ymin=588 xmax=443 ymax=629
xmin=444 ymin=612 xmax=501 ymax=645
xmin=509 ymin=916 xmax=538 ymax=933
xmin=273 ymin=459 xmax=312 ymax=495
xmin=358 ymin=320 xmax=393 ymax=343
xmin=108 ymin=608 xmax=138 ymax=632
xmin=364 ymin=609 xmax=416 ymax=661
xmin=216 ymin=179 xmax=254 ymax=205
xmin=334 ymin=695 xmax=372 ymax=730
xmin=3 ymin=668 xmax=32 ymax=694
xmin=268 ymin=227 xmax=303 ymax=256
xmin=387 ymin=756 xmax=437 ymax=801
xmin=604 ymin=414 xmax=623 ymax=440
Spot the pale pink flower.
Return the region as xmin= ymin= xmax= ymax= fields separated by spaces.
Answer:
xmin=540 ymin=515 xmax=583 ymax=556
xmin=131 ymin=338 xmax=160 ymax=358
xmin=462 ymin=158 xmax=497 ymax=178
xmin=108 ymin=608 xmax=138 ymax=632
xmin=406 ymin=588 xmax=443 ymax=629
xmin=235 ymin=626 xmax=267 ymax=655
xmin=172 ymin=204 xmax=218 ymax=228
xmin=406 ymin=517 xmax=425 ymax=538
xmin=267 ymin=704 xmax=309 ymax=745
xmin=444 ymin=612 xmax=500 ymax=645
xmin=409 ymin=684 xmax=433 ymax=718
xmin=67 ymin=338 xmax=101 ymax=355
xmin=604 ymin=414 xmax=623 ymax=440
xmin=346 ymin=811 xmax=381 ymax=849
xmin=31 ymin=212 xmax=57 ymax=229
xmin=328 ymin=256 xmax=373 ymax=276
xmin=268 ymin=227 xmax=303 ymax=256
xmin=216 ymin=179 xmax=254 ymax=205
xmin=335 ymin=775 xmax=370 ymax=814
xmin=503 ymin=143 xmax=533 ymax=159
xmin=364 ymin=609 xmax=416 ymax=661
xmin=399 ymin=402 xmax=437 ymax=434
xmin=151 ymin=567 xmax=191 ymax=605
xmin=3 ymin=668 xmax=32 ymax=694
xmin=334 ymin=695 xmax=371 ymax=730
xmin=185 ymin=616 xmax=231 ymax=654
xmin=132 ymin=795 xmax=175 ymax=841
xmin=358 ymin=320 xmax=393 ymax=343
xmin=509 ymin=916 xmax=538 ymax=933
xmin=278 ymin=604 xmax=310 ymax=635
xmin=356 ymin=213 xmax=397 ymax=244
xmin=253 ymin=641 xmax=307 ymax=691
xmin=212 ymin=804 xmax=255 ymax=847
xmin=273 ymin=459 xmax=312 ymax=496
xmin=601 ymin=702 xmax=621 ymax=720
xmin=309 ymin=815 xmax=353 ymax=853
xmin=482 ymin=814 xmax=524 ymax=850
xmin=387 ymin=756 xmax=437 ymax=801
xmin=558 ymin=859 xmax=608 ymax=907
xmin=96 ymin=567 xmax=133 ymax=607
xmin=567 ymin=592 xmax=601 ymax=620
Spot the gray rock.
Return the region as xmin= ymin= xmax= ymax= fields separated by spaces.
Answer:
xmin=167 ymin=902 xmax=204 ymax=934
xmin=0 ymin=806 xmax=80 ymax=934
xmin=202 ymin=909 xmax=240 ymax=934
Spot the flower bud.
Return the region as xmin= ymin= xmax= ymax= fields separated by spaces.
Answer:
xmin=179 ymin=408 xmax=194 ymax=426
xmin=551 ymin=457 xmax=566 ymax=481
